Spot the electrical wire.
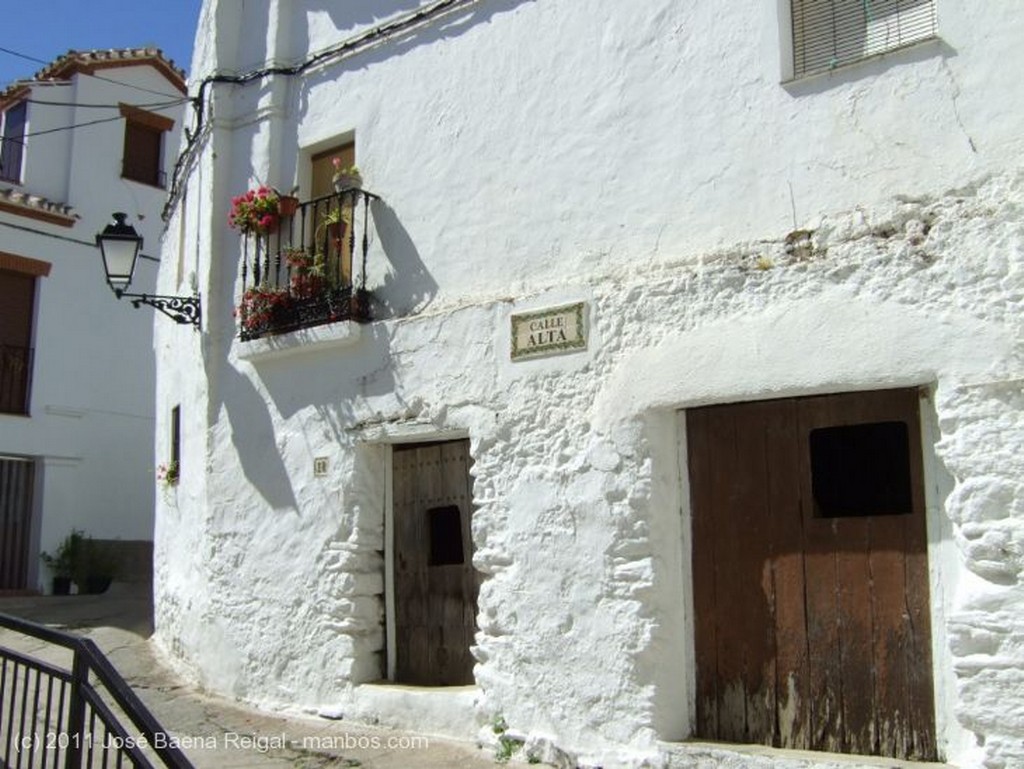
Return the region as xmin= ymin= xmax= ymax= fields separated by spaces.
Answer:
xmin=23 ymin=96 xmax=190 ymax=109
xmin=0 ymin=218 xmax=159 ymax=261
xmin=0 ymin=44 xmax=186 ymax=100
xmin=164 ymin=0 xmax=484 ymax=218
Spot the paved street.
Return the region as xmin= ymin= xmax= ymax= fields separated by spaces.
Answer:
xmin=0 ymin=585 xmax=500 ymax=768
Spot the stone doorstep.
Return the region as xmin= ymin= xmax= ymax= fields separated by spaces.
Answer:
xmin=661 ymin=741 xmax=958 ymax=769
xmin=320 ymin=682 xmax=480 ymax=741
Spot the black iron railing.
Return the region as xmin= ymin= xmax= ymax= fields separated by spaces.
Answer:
xmin=0 ymin=345 xmax=33 ymax=415
xmin=238 ymin=188 xmax=379 ymax=341
xmin=0 ymin=613 xmax=195 ymax=769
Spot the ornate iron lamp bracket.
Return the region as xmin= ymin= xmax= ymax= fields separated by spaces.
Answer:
xmin=116 ymin=291 xmax=202 ymax=327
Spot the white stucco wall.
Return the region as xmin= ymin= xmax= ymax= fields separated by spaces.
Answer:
xmin=156 ymin=1 xmax=1024 ymax=767
xmin=0 ymin=61 xmax=185 ymax=587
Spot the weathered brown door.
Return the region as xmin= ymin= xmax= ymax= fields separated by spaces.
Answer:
xmin=310 ymin=142 xmax=355 ymax=286
xmin=392 ymin=440 xmax=478 ymax=685
xmin=687 ymin=388 xmax=936 ymax=760
xmin=0 ymin=457 xmax=35 ymax=590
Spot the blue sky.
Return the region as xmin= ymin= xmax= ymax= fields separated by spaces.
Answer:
xmin=0 ymin=0 xmax=203 ymax=90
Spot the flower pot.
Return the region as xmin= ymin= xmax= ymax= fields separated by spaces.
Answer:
xmin=52 ymin=576 xmax=72 ymax=595
xmin=333 ymin=173 xmax=362 ymax=192
xmin=326 ymin=220 xmax=348 ymax=251
xmin=278 ymin=195 xmax=299 ymax=217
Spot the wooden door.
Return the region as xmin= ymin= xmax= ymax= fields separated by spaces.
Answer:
xmin=0 ymin=458 xmax=35 ymax=590
xmin=687 ymin=388 xmax=936 ymax=760
xmin=392 ymin=440 xmax=478 ymax=685
xmin=311 ymin=143 xmax=355 ymax=287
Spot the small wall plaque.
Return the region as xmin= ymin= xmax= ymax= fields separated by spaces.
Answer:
xmin=511 ymin=302 xmax=587 ymax=360
xmin=313 ymin=457 xmax=329 ymax=477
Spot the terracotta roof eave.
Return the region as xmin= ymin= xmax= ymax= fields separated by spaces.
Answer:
xmin=0 ymin=47 xmax=187 ymax=103
xmin=0 ymin=188 xmax=77 ymax=228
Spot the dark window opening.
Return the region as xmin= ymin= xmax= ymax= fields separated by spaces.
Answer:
xmin=810 ymin=420 xmax=913 ymax=517
xmin=0 ymin=101 xmax=27 ymax=182
xmin=427 ymin=505 xmax=464 ymax=566
xmin=0 ymin=268 xmax=36 ymax=415
xmin=170 ymin=405 xmax=181 ymax=475
xmin=122 ymin=120 xmax=164 ymax=187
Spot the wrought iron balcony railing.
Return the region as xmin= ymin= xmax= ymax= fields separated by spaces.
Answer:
xmin=0 ymin=344 xmax=32 ymax=415
xmin=237 ymin=189 xmax=379 ymax=342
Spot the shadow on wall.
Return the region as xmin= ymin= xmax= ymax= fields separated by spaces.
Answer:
xmin=310 ymin=0 xmax=428 ymax=34
xmin=220 ymin=322 xmax=402 ymax=511
xmin=217 ymin=356 xmax=300 ymax=512
xmin=371 ymin=199 xmax=438 ymax=319
xmin=301 ymin=0 xmax=538 ymax=87
xmin=256 ymin=322 xmax=398 ymax=425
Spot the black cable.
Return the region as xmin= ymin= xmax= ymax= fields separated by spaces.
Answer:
xmin=0 ymin=44 xmax=186 ymax=99
xmin=164 ymin=0 xmax=481 ymax=218
xmin=23 ymin=96 xmax=190 ymax=109
xmin=0 ymin=219 xmax=159 ymax=261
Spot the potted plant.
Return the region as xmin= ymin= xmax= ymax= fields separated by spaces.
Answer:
xmin=276 ymin=185 xmax=300 ymax=217
xmin=284 ymin=248 xmax=326 ymax=299
xmin=331 ymin=159 xmax=362 ymax=192
xmin=228 ymin=186 xmax=280 ymax=236
xmin=40 ymin=529 xmax=84 ymax=595
xmin=235 ymin=283 xmax=291 ymax=334
xmin=316 ymin=205 xmax=351 ymax=247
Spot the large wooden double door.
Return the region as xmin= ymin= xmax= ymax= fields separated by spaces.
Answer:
xmin=687 ymin=389 xmax=936 ymax=760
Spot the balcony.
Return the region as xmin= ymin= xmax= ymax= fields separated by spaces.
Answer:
xmin=237 ymin=189 xmax=379 ymax=342
xmin=0 ymin=345 xmax=32 ymax=415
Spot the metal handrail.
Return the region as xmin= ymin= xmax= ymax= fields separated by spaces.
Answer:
xmin=0 ymin=612 xmax=195 ymax=768
xmin=237 ymin=188 xmax=380 ymax=341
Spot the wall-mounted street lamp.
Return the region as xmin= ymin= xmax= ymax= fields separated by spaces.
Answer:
xmin=95 ymin=212 xmax=201 ymax=327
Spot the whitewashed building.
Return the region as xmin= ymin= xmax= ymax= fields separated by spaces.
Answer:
xmin=0 ymin=49 xmax=185 ymax=592
xmin=157 ymin=2 xmax=1023 ymax=767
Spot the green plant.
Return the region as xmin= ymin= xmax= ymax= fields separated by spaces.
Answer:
xmin=491 ymin=715 xmax=522 ymax=764
xmin=317 ymin=205 xmax=351 ymax=232
xmin=157 ymin=460 xmax=179 ymax=487
xmin=40 ymin=529 xmax=85 ymax=578
xmin=235 ymin=284 xmax=291 ymax=332
xmin=330 ymin=158 xmax=361 ymax=181
xmin=228 ymin=186 xmax=280 ymax=235
xmin=285 ymin=248 xmax=327 ymax=298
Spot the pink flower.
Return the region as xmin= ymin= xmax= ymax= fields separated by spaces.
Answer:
xmin=332 ymin=157 xmax=342 ymax=169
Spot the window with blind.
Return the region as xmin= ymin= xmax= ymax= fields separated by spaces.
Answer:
xmin=0 ymin=268 xmax=37 ymax=415
xmin=120 ymin=104 xmax=174 ymax=188
xmin=790 ymin=0 xmax=937 ymax=79
xmin=0 ymin=101 xmax=27 ymax=183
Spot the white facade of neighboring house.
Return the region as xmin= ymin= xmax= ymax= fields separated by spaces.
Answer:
xmin=157 ymin=2 xmax=1023 ymax=767
xmin=0 ymin=49 xmax=185 ymax=592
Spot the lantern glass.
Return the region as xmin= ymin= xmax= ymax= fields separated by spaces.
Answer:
xmin=96 ymin=213 xmax=143 ymax=292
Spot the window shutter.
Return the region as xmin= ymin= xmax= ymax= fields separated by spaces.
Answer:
xmin=791 ymin=0 xmax=937 ymax=78
xmin=0 ymin=269 xmax=35 ymax=348
xmin=122 ymin=120 xmax=163 ymax=186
